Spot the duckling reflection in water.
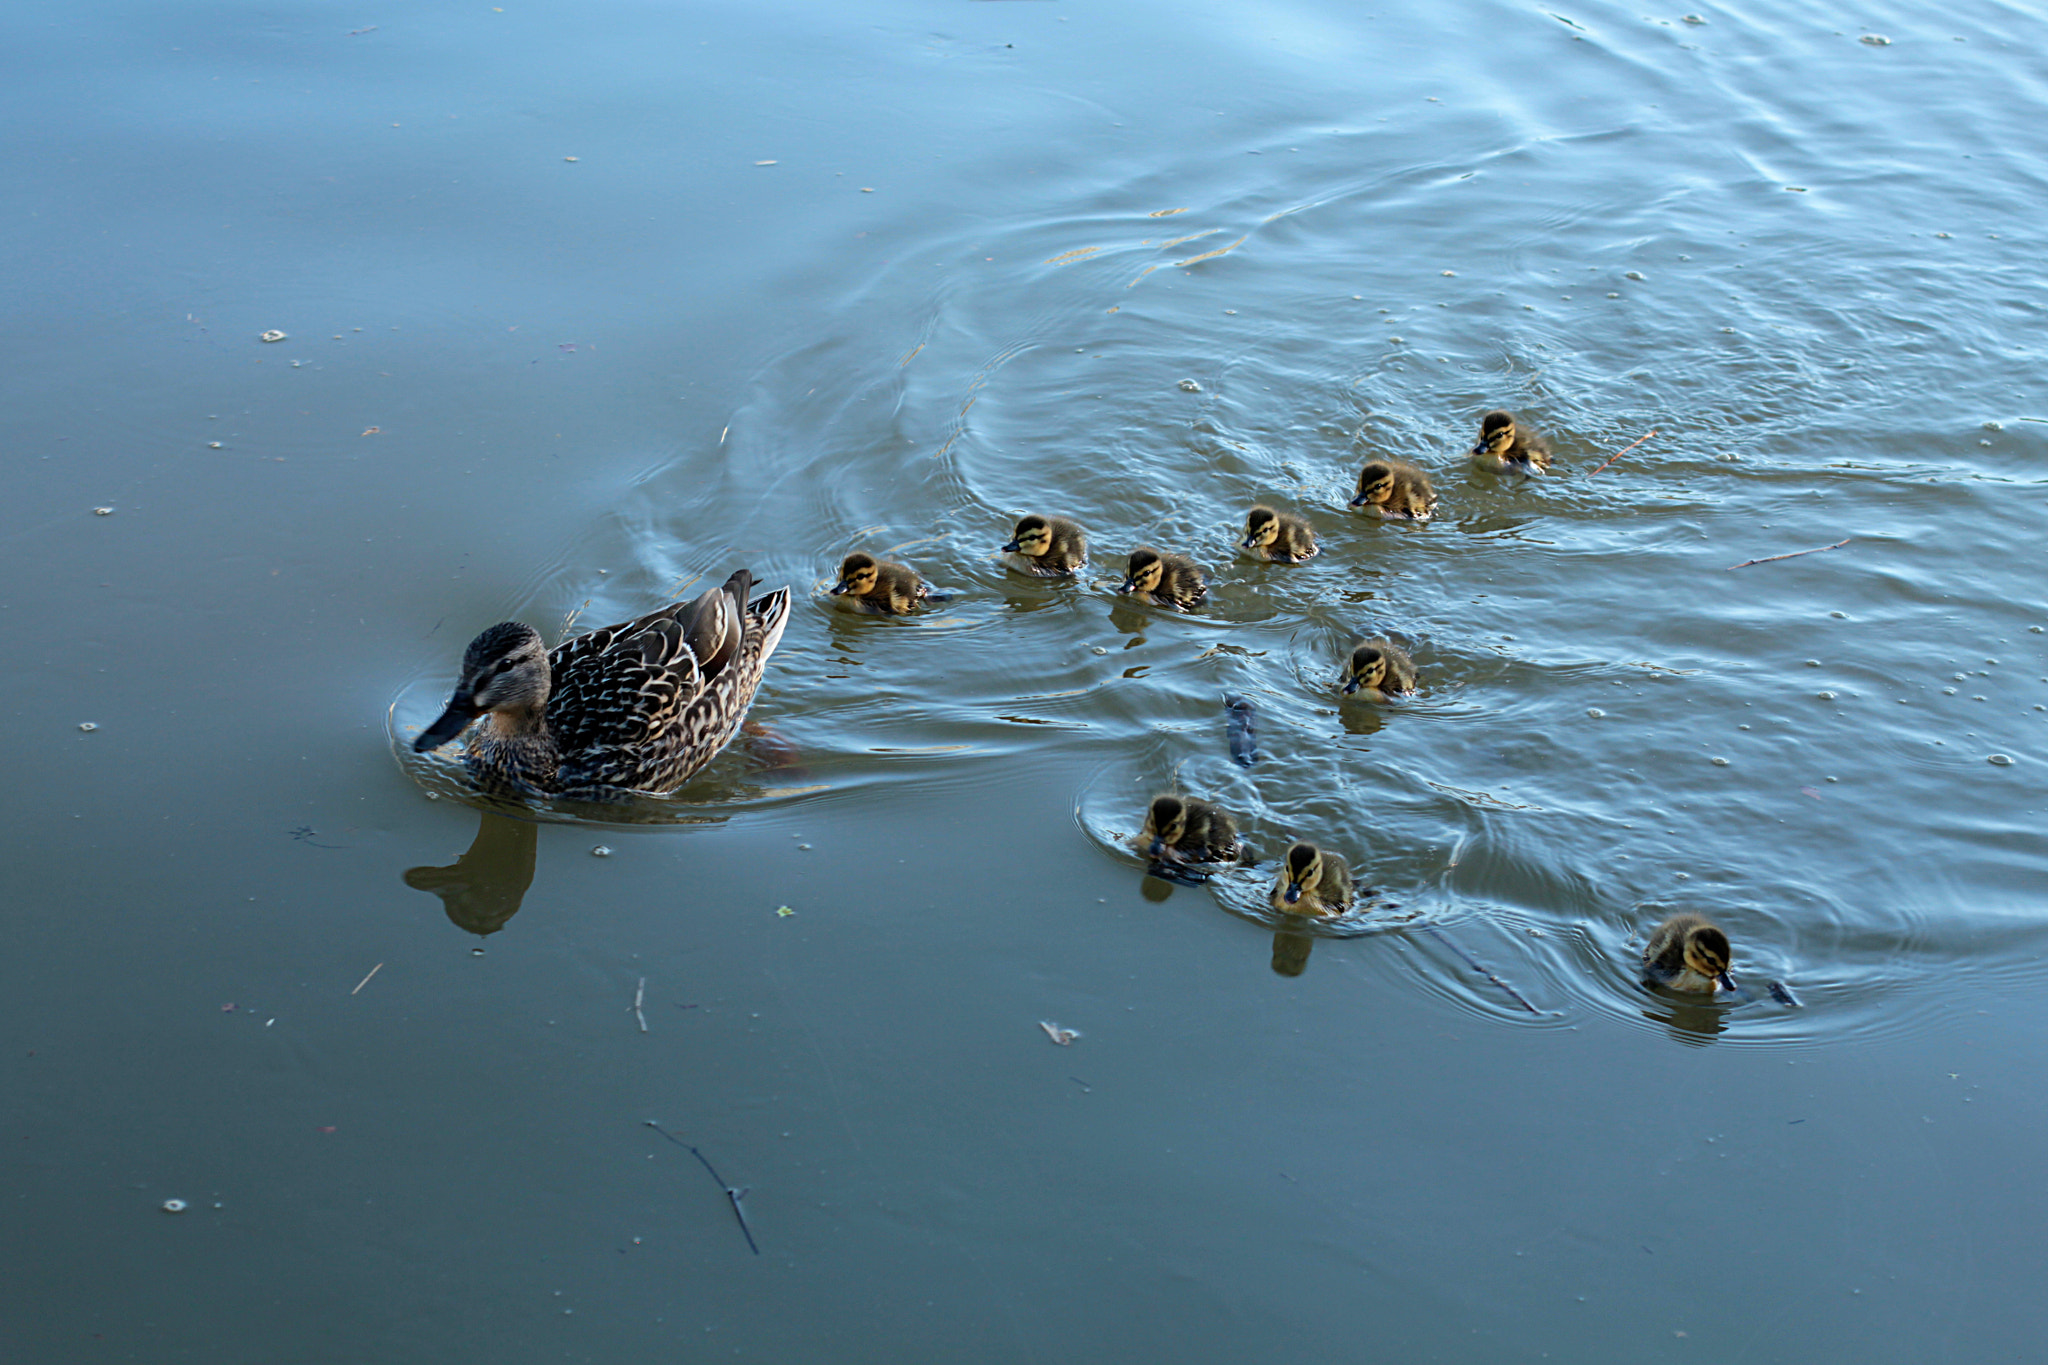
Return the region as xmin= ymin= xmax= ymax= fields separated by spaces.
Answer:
xmin=1240 ymin=505 xmax=1318 ymax=563
xmin=1001 ymin=513 xmax=1087 ymax=577
xmin=1269 ymin=842 xmax=1353 ymax=918
xmin=1135 ymin=794 xmax=1242 ymax=876
xmin=1118 ymin=547 xmax=1207 ymax=612
xmin=1471 ymin=409 xmax=1552 ymax=473
xmin=1339 ymin=640 xmax=1418 ymax=702
xmin=1349 ymin=460 xmax=1435 ymax=520
xmin=830 ymin=551 xmax=928 ymax=615
xmin=1641 ymin=913 xmax=1737 ymax=994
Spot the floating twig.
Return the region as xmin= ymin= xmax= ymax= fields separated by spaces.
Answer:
xmin=1586 ymin=428 xmax=1657 ymax=476
xmin=644 ymin=1121 xmax=760 ymax=1255
xmin=1422 ymin=926 xmax=1540 ymax=1014
xmin=633 ymin=977 xmax=648 ymax=1034
xmin=1727 ymin=538 xmax=1850 ymax=570
xmin=350 ymin=963 xmax=384 ymax=996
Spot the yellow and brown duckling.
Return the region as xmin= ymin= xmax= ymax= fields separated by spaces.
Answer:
xmin=1269 ymin=842 xmax=1354 ymax=918
xmin=1471 ymin=409 xmax=1552 ymax=473
xmin=1339 ymin=640 xmax=1418 ymax=701
xmin=1134 ymin=793 xmax=1242 ymax=866
xmin=1240 ymin=505 xmax=1318 ymax=563
xmin=1641 ymin=913 xmax=1737 ymax=994
xmin=829 ymin=551 xmax=928 ymax=615
xmin=1349 ymin=459 xmax=1436 ymax=520
xmin=1001 ymin=513 xmax=1087 ymax=577
xmin=1118 ymin=547 xmax=1208 ymax=612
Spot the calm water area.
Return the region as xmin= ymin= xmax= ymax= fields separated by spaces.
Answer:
xmin=6 ymin=0 xmax=2048 ymax=1359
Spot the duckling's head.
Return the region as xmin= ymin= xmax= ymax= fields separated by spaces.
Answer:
xmin=1350 ymin=462 xmax=1397 ymax=508
xmin=1142 ymin=794 xmax=1188 ymax=859
xmin=1472 ymin=410 xmax=1517 ymax=459
xmin=831 ymin=552 xmax=880 ymax=597
xmin=1682 ymin=923 xmax=1736 ymax=991
xmin=1241 ymin=505 xmax=1281 ymax=551
xmin=1341 ymin=643 xmax=1388 ymax=695
xmin=1120 ymin=547 xmax=1165 ymax=596
xmin=1003 ymin=515 xmax=1055 ymax=557
xmin=1278 ymin=842 xmax=1324 ymax=905
xmin=414 ymin=622 xmax=550 ymax=751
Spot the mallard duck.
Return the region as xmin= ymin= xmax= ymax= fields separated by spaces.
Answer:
xmin=1001 ymin=513 xmax=1087 ymax=577
xmin=413 ymin=569 xmax=790 ymax=799
xmin=1240 ymin=505 xmax=1318 ymax=562
xmin=1134 ymin=793 xmax=1241 ymax=865
xmin=1118 ymin=547 xmax=1207 ymax=611
xmin=1349 ymin=459 xmax=1436 ymax=520
xmin=1340 ymin=640 xmax=1418 ymax=701
xmin=1641 ymin=913 xmax=1737 ymax=994
xmin=830 ymin=551 xmax=927 ymax=615
xmin=1269 ymin=842 xmax=1353 ymax=917
xmin=1471 ymin=410 xmax=1552 ymax=472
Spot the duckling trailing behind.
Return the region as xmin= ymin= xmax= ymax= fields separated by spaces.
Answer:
xmin=1241 ymin=505 xmax=1318 ymax=563
xmin=1118 ymin=547 xmax=1207 ymax=612
xmin=1134 ymin=793 xmax=1242 ymax=865
xmin=1269 ymin=842 xmax=1353 ymax=918
xmin=830 ymin=551 xmax=928 ymax=615
xmin=1001 ymin=513 xmax=1087 ymax=577
xmin=1340 ymin=640 xmax=1418 ymax=701
xmin=1471 ymin=410 xmax=1552 ymax=473
xmin=1641 ymin=913 xmax=1737 ymax=994
xmin=1350 ymin=459 xmax=1436 ymax=520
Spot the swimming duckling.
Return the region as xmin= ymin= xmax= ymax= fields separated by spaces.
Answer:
xmin=1641 ymin=913 xmax=1737 ymax=994
xmin=1118 ymin=547 xmax=1207 ymax=612
xmin=1240 ymin=505 xmax=1318 ymax=563
xmin=1470 ymin=410 xmax=1552 ymax=473
xmin=830 ymin=551 xmax=928 ymax=615
xmin=1349 ymin=459 xmax=1436 ymax=520
xmin=1001 ymin=513 xmax=1087 ymax=577
xmin=1134 ymin=793 xmax=1242 ymax=865
xmin=1339 ymin=640 xmax=1418 ymax=701
xmin=1269 ymin=842 xmax=1353 ymax=918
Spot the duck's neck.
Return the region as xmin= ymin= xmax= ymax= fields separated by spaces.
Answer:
xmin=472 ymin=705 xmax=560 ymax=790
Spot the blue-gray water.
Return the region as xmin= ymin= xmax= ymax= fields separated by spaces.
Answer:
xmin=6 ymin=1 xmax=2046 ymax=1360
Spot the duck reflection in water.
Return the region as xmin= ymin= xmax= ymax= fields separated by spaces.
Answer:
xmin=1270 ymin=928 xmax=1316 ymax=977
xmin=404 ymin=811 xmax=539 ymax=945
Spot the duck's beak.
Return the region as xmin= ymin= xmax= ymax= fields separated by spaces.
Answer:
xmin=1470 ymin=440 xmax=1489 ymax=457
xmin=1716 ymin=970 xmax=1738 ymax=993
xmin=828 ymin=579 xmax=854 ymax=596
xmin=1001 ymin=538 xmax=1023 ymax=553
xmin=1283 ymin=880 xmax=1303 ymax=905
xmin=1346 ymin=494 xmax=1367 ymax=508
xmin=1147 ymin=835 xmax=1167 ymax=860
xmin=414 ymin=695 xmax=479 ymax=752
xmin=1340 ymin=675 xmax=1360 ymax=695
xmin=1239 ymin=535 xmax=1258 ymax=550
xmin=1117 ymin=578 xmax=1139 ymax=595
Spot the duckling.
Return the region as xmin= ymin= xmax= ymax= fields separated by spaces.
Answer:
xmin=1269 ymin=842 xmax=1353 ymax=918
xmin=1118 ymin=547 xmax=1207 ymax=612
xmin=1349 ymin=459 xmax=1436 ymax=520
xmin=1134 ymin=793 xmax=1241 ymax=865
xmin=1001 ymin=513 xmax=1087 ymax=577
xmin=1339 ymin=640 xmax=1418 ymax=701
xmin=830 ymin=551 xmax=928 ymax=615
xmin=1240 ymin=505 xmax=1318 ymax=563
xmin=1641 ymin=913 xmax=1737 ymax=994
xmin=1470 ymin=409 xmax=1552 ymax=473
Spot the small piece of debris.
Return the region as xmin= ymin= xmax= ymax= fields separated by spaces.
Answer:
xmin=755 ymin=159 xmax=777 ymax=166
xmin=208 ymin=441 xmax=223 ymax=449
xmin=78 ymin=722 xmax=98 ymax=732
xmin=775 ymin=905 xmax=795 ymax=917
xmin=1178 ymin=379 xmax=1202 ymax=392
xmin=1988 ymin=754 xmax=2015 ymax=767
xmin=1039 ymin=1021 xmax=1080 ymax=1046
xmin=563 ymin=156 xmax=579 ymax=162
xmin=1682 ymin=13 xmax=1705 ymax=22
xmin=1710 ymin=756 xmax=1731 ymax=766
xmin=1786 ymin=185 xmax=1808 ymax=192
xmin=161 ymin=1199 xmax=187 ymax=1213
xmin=93 ymin=506 xmax=114 ymax=516
xmin=860 ymin=187 xmax=875 ymax=193
xmin=1860 ymin=34 xmax=1891 ymax=46
xmin=260 ymin=330 xmax=286 ymax=343
xmin=361 ymin=427 xmax=380 ymax=436
xmin=1441 ymin=269 xmax=1456 ymax=276
xmin=591 ymin=845 xmax=612 ymax=857
xmin=1586 ymin=708 xmax=1605 ymax=719
xmin=1625 ymin=270 xmax=1646 ymax=280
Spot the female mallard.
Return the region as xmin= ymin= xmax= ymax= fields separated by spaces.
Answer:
xmin=1340 ymin=640 xmax=1418 ymax=701
xmin=1269 ymin=842 xmax=1353 ymax=917
xmin=1001 ymin=513 xmax=1087 ymax=577
xmin=413 ymin=569 xmax=790 ymax=799
xmin=1641 ymin=913 xmax=1737 ymax=994
xmin=1118 ymin=547 xmax=1207 ymax=612
xmin=1471 ymin=410 xmax=1552 ymax=472
xmin=830 ymin=551 xmax=927 ymax=615
xmin=1241 ymin=505 xmax=1318 ymax=563
xmin=1135 ymin=793 xmax=1241 ymax=865
xmin=1349 ymin=459 xmax=1436 ymax=520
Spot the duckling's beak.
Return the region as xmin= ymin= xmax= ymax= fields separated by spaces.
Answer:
xmin=828 ymin=578 xmax=854 ymax=596
xmin=1239 ymin=534 xmax=1258 ymax=550
xmin=1283 ymin=880 xmax=1303 ymax=905
xmin=414 ymin=695 xmax=479 ymax=752
xmin=1340 ymin=675 xmax=1360 ymax=695
xmin=1001 ymin=538 xmax=1023 ymax=553
xmin=1716 ymin=970 xmax=1738 ymax=993
xmin=1346 ymin=491 xmax=1369 ymax=508
xmin=1147 ymin=835 xmax=1167 ymax=860
xmin=1470 ymin=439 xmax=1489 ymax=457
xmin=1117 ymin=577 xmax=1139 ymax=595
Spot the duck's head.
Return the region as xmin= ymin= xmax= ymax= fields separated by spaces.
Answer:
xmin=831 ymin=552 xmax=880 ymax=597
xmin=1472 ymin=410 xmax=1518 ymax=460
xmin=1341 ymin=643 xmax=1388 ymax=695
xmin=1682 ymin=923 xmax=1736 ymax=991
xmin=1350 ymin=462 xmax=1397 ymax=508
xmin=1278 ymin=842 xmax=1324 ymax=906
xmin=1241 ymin=506 xmax=1281 ymax=551
xmin=414 ymin=622 xmax=550 ymax=751
xmin=1141 ymin=794 xmax=1188 ymax=859
xmin=1003 ymin=515 xmax=1054 ymax=556
xmin=1120 ymin=548 xmax=1165 ymax=596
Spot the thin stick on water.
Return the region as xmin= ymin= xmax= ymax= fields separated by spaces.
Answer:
xmin=633 ymin=977 xmax=648 ymax=1034
xmin=1422 ymin=926 xmax=1540 ymax=1014
xmin=1727 ymin=538 xmax=1850 ymax=570
xmin=644 ymin=1121 xmax=760 ymax=1255
xmin=350 ymin=963 xmax=384 ymax=996
xmin=1586 ymin=429 xmax=1656 ymax=476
